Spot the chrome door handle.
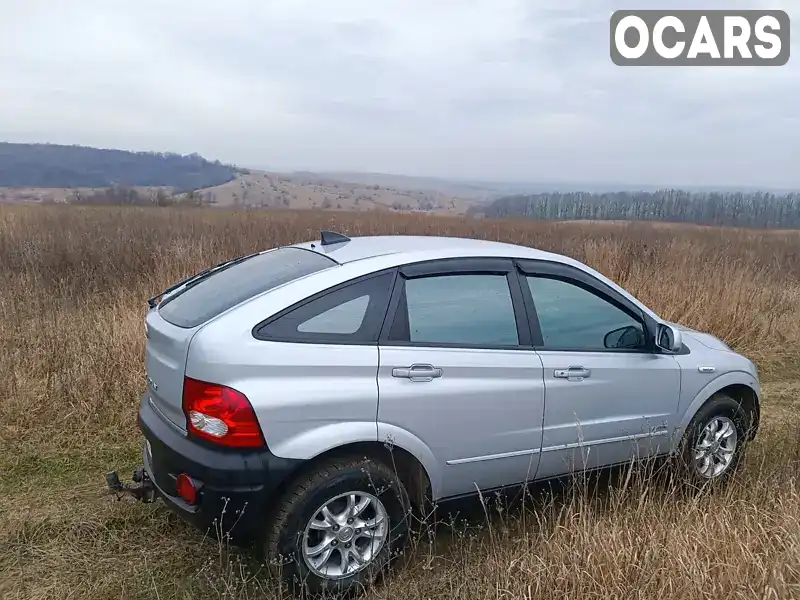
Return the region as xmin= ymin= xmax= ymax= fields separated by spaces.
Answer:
xmin=392 ymin=364 xmax=443 ymax=382
xmin=554 ymin=366 xmax=591 ymax=380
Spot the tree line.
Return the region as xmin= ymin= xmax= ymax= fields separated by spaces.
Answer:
xmin=478 ymin=190 xmax=800 ymax=228
xmin=67 ymin=186 xmax=216 ymax=207
xmin=0 ymin=143 xmax=237 ymax=191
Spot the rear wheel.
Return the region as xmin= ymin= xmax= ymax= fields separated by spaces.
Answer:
xmin=678 ymin=392 xmax=751 ymax=486
xmin=264 ymin=456 xmax=411 ymax=597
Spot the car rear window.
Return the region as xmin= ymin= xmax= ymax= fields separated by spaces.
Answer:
xmin=158 ymin=248 xmax=336 ymax=328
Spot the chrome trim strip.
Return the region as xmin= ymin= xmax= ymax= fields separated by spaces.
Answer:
xmin=446 ymin=447 xmax=540 ymax=465
xmin=445 ymin=429 xmax=669 ymax=465
xmin=540 ymin=429 xmax=668 ymax=453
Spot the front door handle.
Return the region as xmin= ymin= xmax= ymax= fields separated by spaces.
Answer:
xmin=392 ymin=364 xmax=443 ymax=382
xmin=554 ymin=366 xmax=591 ymax=381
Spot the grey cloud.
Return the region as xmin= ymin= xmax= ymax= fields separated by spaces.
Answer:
xmin=0 ymin=0 xmax=797 ymax=187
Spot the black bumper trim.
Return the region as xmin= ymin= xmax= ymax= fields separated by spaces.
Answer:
xmin=137 ymin=393 xmax=303 ymax=540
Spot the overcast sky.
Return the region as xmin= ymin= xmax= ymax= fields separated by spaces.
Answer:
xmin=0 ymin=0 xmax=797 ymax=187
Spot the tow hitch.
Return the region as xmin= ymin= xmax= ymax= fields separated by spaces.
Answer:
xmin=106 ymin=466 xmax=157 ymax=503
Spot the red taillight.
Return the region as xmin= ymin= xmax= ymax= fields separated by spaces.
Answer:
xmin=176 ymin=473 xmax=198 ymax=505
xmin=182 ymin=377 xmax=265 ymax=449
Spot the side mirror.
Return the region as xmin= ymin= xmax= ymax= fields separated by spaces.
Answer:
xmin=604 ymin=325 xmax=645 ymax=349
xmin=655 ymin=323 xmax=683 ymax=353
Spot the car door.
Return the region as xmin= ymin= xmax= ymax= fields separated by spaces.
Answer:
xmin=247 ymin=269 xmax=396 ymax=457
xmin=515 ymin=259 xmax=681 ymax=480
xmin=377 ymin=258 xmax=546 ymax=500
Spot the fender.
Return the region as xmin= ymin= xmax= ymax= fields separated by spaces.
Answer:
xmin=672 ymin=370 xmax=761 ymax=451
xmin=268 ymin=421 xmax=441 ymax=501
xmin=268 ymin=422 xmax=378 ymax=461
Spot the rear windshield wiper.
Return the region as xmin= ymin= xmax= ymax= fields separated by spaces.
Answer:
xmin=147 ymin=252 xmax=260 ymax=309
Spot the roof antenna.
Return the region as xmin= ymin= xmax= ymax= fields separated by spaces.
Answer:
xmin=320 ymin=230 xmax=351 ymax=246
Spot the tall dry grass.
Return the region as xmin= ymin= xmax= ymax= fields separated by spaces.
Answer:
xmin=1 ymin=204 xmax=799 ymax=600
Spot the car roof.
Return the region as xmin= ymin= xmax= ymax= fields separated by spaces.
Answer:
xmin=286 ymin=233 xmax=660 ymax=322
xmin=289 ymin=234 xmax=556 ymax=265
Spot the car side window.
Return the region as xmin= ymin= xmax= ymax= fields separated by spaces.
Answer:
xmin=525 ymin=275 xmax=646 ymax=351
xmin=296 ymin=295 xmax=370 ymax=334
xmin=388 ymin=274 xmax=520 ymax=346
xmin=255 ymin=271 xmax=394 ymax=344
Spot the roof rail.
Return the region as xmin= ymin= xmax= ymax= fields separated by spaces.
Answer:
xmin=320 ymin=230 xmax=351 ymax=246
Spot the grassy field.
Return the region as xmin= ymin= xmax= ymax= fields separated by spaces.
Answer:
xmin=1 ymin=205 xmax=799 ymax=599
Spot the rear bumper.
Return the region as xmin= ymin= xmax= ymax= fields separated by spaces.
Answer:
xmin=137 ymin=393 xmax=303 ymax=541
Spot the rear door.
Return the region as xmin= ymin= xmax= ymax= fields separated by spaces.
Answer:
xmin=515 ymin=259 xmax=681 ymax=479
xmin=232 ymin=269 xmax=398 ymax=455
xmin=377 ymin=258 xmax=546 ymax=500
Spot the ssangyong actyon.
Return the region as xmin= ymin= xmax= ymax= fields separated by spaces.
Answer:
xmin=116 ymin=230 xmax=760 ymax=596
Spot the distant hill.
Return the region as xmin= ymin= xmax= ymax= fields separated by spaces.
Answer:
xmin=190 ymin=170 xmax=478 ymax=214
xmin=0 ymin=143 xmax=482 ymax=213
xmin=4 ymin=142 xmax=795 ymax=223
xmin=293 ymin=171 xmax=508 ymax=201
xmin=0 ymin=143 xmax=237 ymax=191
xmin=0 ymin=143 xmax=481 ymax=213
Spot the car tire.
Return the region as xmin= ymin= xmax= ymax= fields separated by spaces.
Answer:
xmin=263 ymin=455 xmax=412 ymax=597
xmin=677 ymin=392 xmax=752 ymax=487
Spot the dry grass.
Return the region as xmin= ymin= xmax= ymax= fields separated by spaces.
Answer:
xmin=0 ymin=205 xmax=799 ymax=599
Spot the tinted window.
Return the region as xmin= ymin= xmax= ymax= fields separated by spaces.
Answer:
xmin=526 ymin=276 xmax=646 ymax=350
xmin=257 ymin=271 xmax=394 ymax=344
xmin=390 ymin=274 xmax=519 ymax=346
xmin=159 ymin=248 xmax=335 ymax=328
xmin=297 ymin=295 xmax=369 ymax=334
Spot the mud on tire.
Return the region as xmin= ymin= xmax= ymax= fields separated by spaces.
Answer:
xmin=263 ymin=455 xmax=412 ymax=597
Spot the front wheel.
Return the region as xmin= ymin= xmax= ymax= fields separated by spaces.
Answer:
xmin=677 ymin=392 xmax=751 ymax=486
xmin=264 ymin=456 xmax=412 ymax=597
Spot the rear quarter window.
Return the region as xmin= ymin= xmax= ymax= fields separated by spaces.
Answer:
xmin=254 ymin=270 xmax=395 ymax=344
xmin=158 ymin=248 xmax=336 ymax=328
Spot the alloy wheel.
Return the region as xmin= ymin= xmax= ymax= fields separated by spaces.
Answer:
xmin=693 ymin=416 xmax=738 ymax=478
xmin=301 ymin=491 xmax=389 ymax=579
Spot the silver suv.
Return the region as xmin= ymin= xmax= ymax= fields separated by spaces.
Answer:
xmin=133 ymin=230 xmax=760 ymax=596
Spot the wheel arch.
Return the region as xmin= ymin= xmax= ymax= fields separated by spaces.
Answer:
xmin=264 ymin=437 xmax=437 ymax=529
xmin=676 ymin=371 xmax=761 ymax=447
xmin=718 ymin=383 xmax=760 ymax=440
xmin=266 ymin=421 xmax=440 ymax=501
xmin=304 ymin=441 xmax=433 ymax=511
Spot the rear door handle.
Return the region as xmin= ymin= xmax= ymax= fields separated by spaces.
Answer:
xmin=554 ymin=366 xmax=591 ymax=381
xmin=392 ymin=364 xmax=443 ymax=382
